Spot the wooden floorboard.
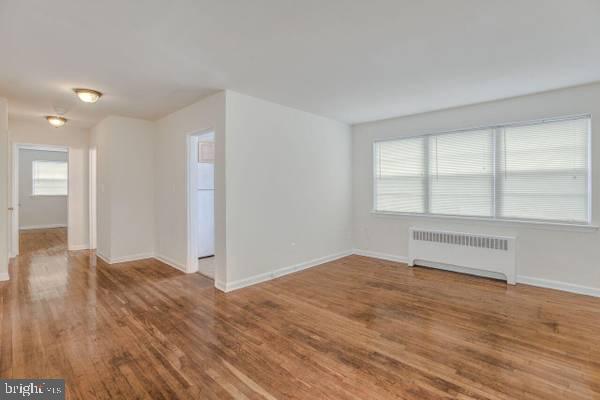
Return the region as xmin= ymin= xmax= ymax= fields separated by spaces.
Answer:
xmin=1 ymin=228 xmax=600 ymax=399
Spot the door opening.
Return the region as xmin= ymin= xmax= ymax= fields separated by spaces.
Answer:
xmin=187 ymin=131 xmax=215 ymax=278
xmin=11 ymin=144 xmax=70 ymax=256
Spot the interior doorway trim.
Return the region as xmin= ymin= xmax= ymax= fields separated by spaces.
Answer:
xmin=88 ymin=147 xmax=97 ymax=250
xmin=11 ymin=143 xmax=69 ymax=258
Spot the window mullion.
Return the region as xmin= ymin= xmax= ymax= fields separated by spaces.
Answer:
xmin=494 ymin=128 xmax=504 ymax=220
xmin=423 ymin=136 xmax=430 ymax=214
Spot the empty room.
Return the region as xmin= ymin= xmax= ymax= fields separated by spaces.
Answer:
xmin=0 ymin=1 xmax=599 ymax=399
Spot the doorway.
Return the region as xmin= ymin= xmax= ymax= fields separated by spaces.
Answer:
xmin=187 ymin=131 xmax=215 ymax=278
xmin=11 ymin=144 xmax=69 ymax=256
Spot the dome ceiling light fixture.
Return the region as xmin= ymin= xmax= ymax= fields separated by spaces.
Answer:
xmin=73 ymin=88 xmax=102 ymax=103
xmin=46 ymin=115 xmax=67 ymax=128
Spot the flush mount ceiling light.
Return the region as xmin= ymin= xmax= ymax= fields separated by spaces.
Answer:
xmin=73 ymin=88 xmax=102 ymax=103
xmin=46 ymin=115 xmax=67 ymax=128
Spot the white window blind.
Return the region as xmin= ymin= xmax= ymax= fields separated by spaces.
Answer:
xmin=32 ymin=160 xmax=68 ymax=196
xmin=429 ymin=129 xmax=493 ymax=217
xmin=375 ymin=136 xmax=425 ymax=213
xmin=373 ymin=115 xmax=591 ymax=224
xmin=498 ymin=118 xmax=589 ymax=223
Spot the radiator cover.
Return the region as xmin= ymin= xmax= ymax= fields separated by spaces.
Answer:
xmin=408 ymin=228 xmax=517 ymax=284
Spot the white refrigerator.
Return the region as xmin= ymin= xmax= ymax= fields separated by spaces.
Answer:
xmin=197 ymin=160 xmax=214 ymax=258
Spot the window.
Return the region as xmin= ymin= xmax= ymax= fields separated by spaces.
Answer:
xmin=374 ymin=115 xmax=591 ymax=224
xmin=429 ymin=129 xmax=493 ymax=217
xmin=375 ymin=136 xmax=425 ymax=213
xmin=32 ymin=160 xmax=68 ymax=196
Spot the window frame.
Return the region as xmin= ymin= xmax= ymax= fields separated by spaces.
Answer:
xmin=31 ymin=160 xmax=69 ymax=197
xmin=372 ymin=114 xmax=593 ymax=227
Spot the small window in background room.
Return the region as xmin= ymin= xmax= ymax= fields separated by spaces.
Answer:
xmin=32 ymin=160 xmax=68 ymax=196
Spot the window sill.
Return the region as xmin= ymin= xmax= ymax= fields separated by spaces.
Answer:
xmin=370 ymin=210 xmax=599 ymax=232
xmin=31 ymin=195 xmax=68 ymax=198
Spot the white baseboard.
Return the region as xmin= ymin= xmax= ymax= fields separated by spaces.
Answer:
xmin=20 ymin=224 xmax=67 ymax=230
xmin=353 ymin=250 xmax=600 ymax=298
xmin=0 ymin=272 xmax=9 ymax=282
xmin=153 ymin=254 xmax=187 ymax=273
xmin=215 ymin=280 xmax=227 ymax=292
xmin=95 ymin=251 xmax=110 ymax=264
xmin=219 ymin=250 xmax=353 ymax=292
xmin=96 ymin=251 xmax=187 ymax=273
xmin=352 ymin=249 xmax=408 ymax=263
xmin=68 ymin=244 xmax=90 ymax=251
xmin=517 ymin=276 xmax=600 ymax=298
xmin=96 ymin=252 xmax=154 ymax=264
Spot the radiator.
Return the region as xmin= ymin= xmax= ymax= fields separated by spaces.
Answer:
xmin=408 ymin=228 xmax=516 ymax=284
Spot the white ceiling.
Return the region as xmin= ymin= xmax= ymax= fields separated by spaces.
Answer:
xmin=1 ymin=0 xmax=599 ymax=127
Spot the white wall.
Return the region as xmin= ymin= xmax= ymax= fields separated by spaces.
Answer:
xmin=353 ymin=83 xmax=600 ymax=295
xmin=0 ymin=98 xmax=8 ymax=281
xmin=154 ymin=91 xmax=353 ymax=290
xmin=9 ymin=117 xmax=89 ymax=251
xmin=155 ymin=92 xmax=226 ymax=280
xmin=91 ymin=116 xmax=155 ymax=262
xmin=18 ymin=149 xmax=68 ymax=229
xmin=90 ymin=119 xmax=111 ymax=259
xmin=224 ymin=91 xmax=353 ymax=287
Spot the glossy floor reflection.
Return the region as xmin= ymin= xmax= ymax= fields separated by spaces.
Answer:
xmin=1 ymin=229 xmax=600 ymax=399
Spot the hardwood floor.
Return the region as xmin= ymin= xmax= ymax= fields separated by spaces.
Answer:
xmin=2 ymin=229 xmax=600 ymax=399
xmin=19 ymin=227 xmax=67 ymax=255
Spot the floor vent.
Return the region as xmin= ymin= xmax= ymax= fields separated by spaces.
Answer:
xmin=408 ymin=228 xmax=516 ymax=284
